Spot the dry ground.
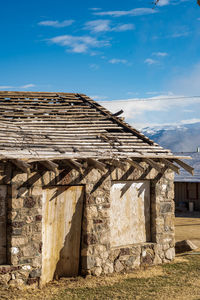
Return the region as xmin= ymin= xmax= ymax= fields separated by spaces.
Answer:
xmin=0 ymin=216 xmax=200 ymax=300
xmin=175 ymin=215 xmax=200 ymax=247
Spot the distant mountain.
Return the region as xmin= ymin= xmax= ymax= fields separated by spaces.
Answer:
xmin=142 ymin=122 xmax=200 ymax=152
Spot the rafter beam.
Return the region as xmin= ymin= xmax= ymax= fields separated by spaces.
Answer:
xmin=87 ymin=158 xmax=106 ymax=171
xmin=161 ymin=158 xmax=180 ymax=174
xmin=62 ymin=159 xmax=83 ymax=173
xmin=173 ymin=159 xmax=194 ymax=175
xmin=10 ymin=159 xmax=31 ymax=173
xmin=107 ymin=159 xmax=126 ymax=170
xmin=127 ymin=159 xmax=144 ymax=172
xmin=39 ymin=160 xmax=58 ymax=171
xmin=143 ymin=158 xmax=163 ymax=173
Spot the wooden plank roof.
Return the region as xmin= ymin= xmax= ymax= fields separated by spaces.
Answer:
xmin=0 ymin=91 xmax=187 ymax=160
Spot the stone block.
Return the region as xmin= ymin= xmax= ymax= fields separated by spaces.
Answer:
xmin=160 ymin=203 xmax=172 ymax=214
xmin=165 ymin=248 xmax=175 ymax=260
xmin=22 ymin=244 xmax=37 ymax=257
xmin=131 ymin=255 xmax=140 ymax=268
xmin=11 ymin=236 xmax=28 ymax=246
xmin=32 ymin=257 xmax=41 ymax=268
xmin=12 ymin=198 xmax=24 ymax=209
xmin=114 ymin=260 xmax=124 ymax=273
xmin=12 ymin=172 xmax=28 ymax=184
xmin=91 ymin=267 xmax=102 ymax=276
xmin=9 ymin=278 xmax=24 ymax=287
xmin=0 ymin=273 xmax=11 ymax=285
xmin=83 ymin=233 xmax=97 ymax=246
xmin=103 ymin=262 xmax=114 ymax=274
xmin=153 ymin=254 xmax=162 ymax=265
xmin=29 ymin=268 xmax=41 ymax=278
xmin=95 ymin=257 xmax=102 ymax=267
xmin=99 ymin=231 xmax=110 ymax=244
xmin=85 ymin=206 xmax=98 ymax=219
xmin=24 ymin=197 xmax=36 ymax=208
xmin=125 ymin=256 xmax=135 ymax=267
xmin=82 ymin=256 xmax=96 ymax=269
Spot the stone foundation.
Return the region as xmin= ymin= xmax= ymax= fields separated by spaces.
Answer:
xmin=0 ymin=160 xmax=175 ymax=286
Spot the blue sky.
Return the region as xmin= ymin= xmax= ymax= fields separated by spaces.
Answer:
xmin=1 ymin=0 xmax=200 ymax=128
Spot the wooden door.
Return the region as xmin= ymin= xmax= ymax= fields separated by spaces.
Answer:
xmin=41 ymin=186 xmax=84 ymax=285
xmin=0 ymin=185 xmax=7 ymax=264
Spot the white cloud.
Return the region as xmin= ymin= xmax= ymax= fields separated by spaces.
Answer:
xmin=38 ymin=20 xmax=74 ymax=28
xmin=114 ymin=24 xmax=135 ymax=31
xmin=0 ymin=84 xmax=36 ymax=90
xmin=90 ymin=95 xmax=108 ymax=100
xmin=84 ymin=20 xmax=134 ymax=33
xmin=98 ymin=95 xmax=200 ymax=129
xmin=94 ymin=8 xmax=157 ymax=17
xmin=48 ymin=35 xmax=110 ymax=53
xmin=179 ymin=118 xmax=200 ymax=125
xmin=0 ymin=86 xmax=13 ymax=89
xmin=170 ymin=31 xmax=189 ymax=38
xmin=156 ymin=0 xmax=190 ymax=6
xmin=20 ymin=84 xmax=35 ymax=89
xmin=157 ymin=0 xmax=170 ymax=6
xmin=89 ymin=64 xmax=99 ymax=70
xmin=144 ymin=58 xmax=158 ymax=65
xmin=153 ymin=52 xmax=168 ymax=57
xmin=89 ymin=8 xmax=101 ymax=11
xmin=146 ymin=91 xmax=160 ymax=95
xmin=85 ymin=20 xmax=110 ymax=33
xmin=109 ymin=58 xmax=128 ymax=64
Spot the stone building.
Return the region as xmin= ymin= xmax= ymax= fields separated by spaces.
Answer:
xmin=0 ymin=91 xmax=193 ymax=287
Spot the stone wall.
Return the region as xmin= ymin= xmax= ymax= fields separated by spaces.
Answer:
xmin=0 ymin=160 xmax=175 ymax=286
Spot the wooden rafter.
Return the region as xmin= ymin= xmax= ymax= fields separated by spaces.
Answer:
xmin=39 ymin=160 xmax=58 ymax=171
xmin=173 ymin=159 xmax=194 ymax=175
xmin=87 ymin=158 xmax=106 ymax=171
xmin=62 ymin=159 xmax=83 ymax=173
xmin=10 ymin=159 xmax=31 ymax=173
xmin=106 ymin=159 xmax=126 ymax=169
xmin=161 ymin=158 xmax=180 ymax=174
xmin=126 ymin=159 xmax=144 ymax=172
xmin=144 ymin=158 xmax=163 ymax=173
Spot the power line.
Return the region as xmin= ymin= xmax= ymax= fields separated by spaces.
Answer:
xmin=98 ymin=95 xmax=200 ymax=103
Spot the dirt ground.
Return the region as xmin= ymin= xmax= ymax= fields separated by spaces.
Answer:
xmin=175 ymin=214 xmax=200 ymax=247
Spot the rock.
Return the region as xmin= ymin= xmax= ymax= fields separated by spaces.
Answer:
xmin=9 ymin=278 xmax=24 ymax=287
xmin=153 ymin=254 xmax=162 ymax=265
xmin=103 ymin=262 xmax=114 ymax=274
xmin=165 ymin=248 xmax=175 ymax=260
xmin=0 ymin=273 xmax=11 ymax=285
xmin=114 ymin=260 xmax=124 ymax=273
xmin=29 ymin=268 xmax=41 ymax=278
xmin=92 ymin=267 xmax=102 ymax=276
xmin=175 ymin=240 xmax=198 ymax=254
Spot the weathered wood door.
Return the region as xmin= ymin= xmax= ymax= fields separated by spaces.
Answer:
xmin=110 ymin=181 xmax=150 ymax=247
xmin=0 ymin=185 xmax=7 ymax=264
xmin=41 ymin=186 xmax=84 ymax=285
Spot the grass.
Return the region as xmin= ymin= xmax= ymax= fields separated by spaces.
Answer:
xmin=1 ymin=255 xmax=200 ymax=300
xmin=54 ymin=256 xmax=200 ymax=300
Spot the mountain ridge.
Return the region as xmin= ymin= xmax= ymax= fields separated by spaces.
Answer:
xmin=142 ymin=122 xmax=200 ymax=152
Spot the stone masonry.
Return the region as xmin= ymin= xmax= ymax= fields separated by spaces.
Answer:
xmin=0 ymin=159 xmax=175 ymax=286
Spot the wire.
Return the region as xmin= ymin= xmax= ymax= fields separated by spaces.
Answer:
xmin=98 ymin=95 xmax=200 ymax=103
